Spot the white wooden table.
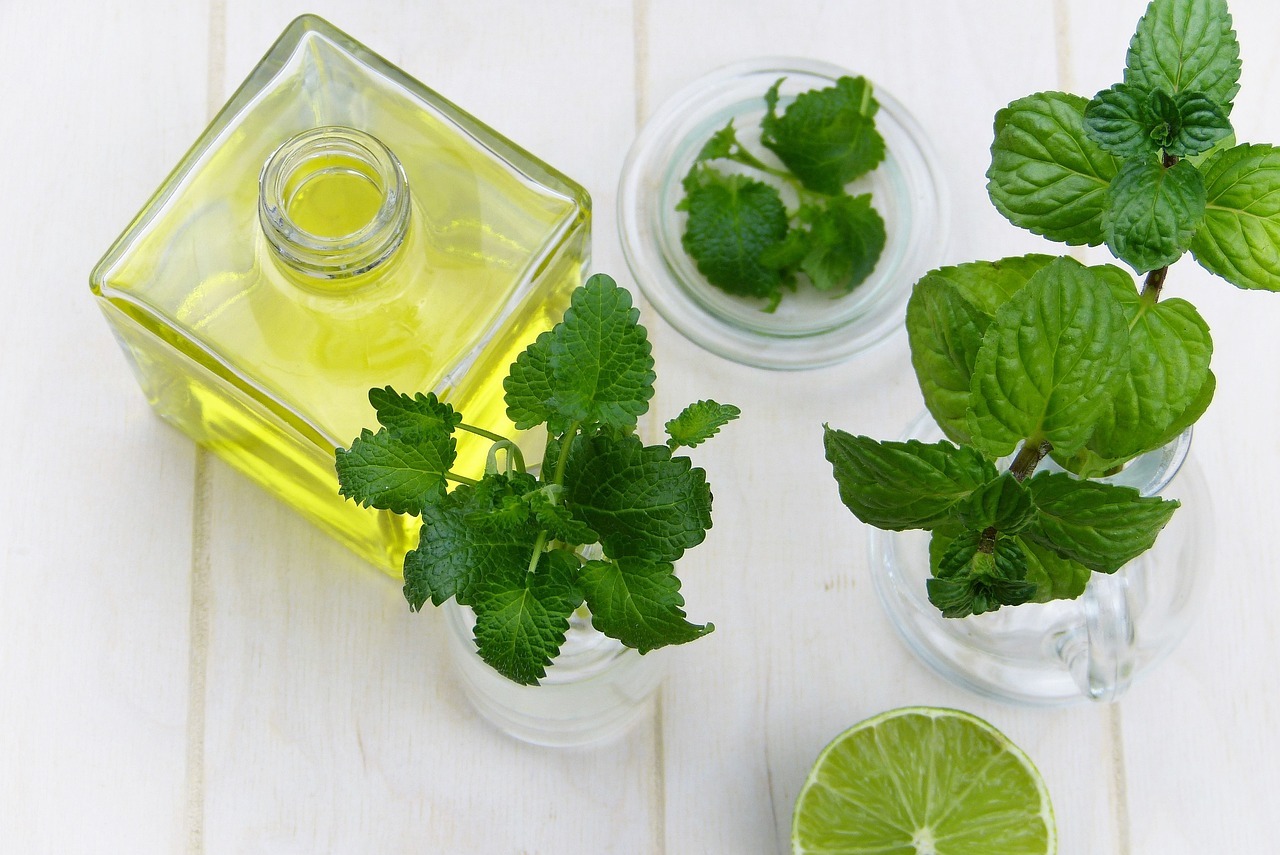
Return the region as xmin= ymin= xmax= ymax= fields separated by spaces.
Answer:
xmin=5 ymin=1 xmax=1279 ymax=852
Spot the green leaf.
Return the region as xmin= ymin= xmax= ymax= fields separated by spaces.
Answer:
xmin=1190 ymin=143 xmax=1280 ymax=291
xmin=1019 ymin=536 xmax=1091 ymax=603
xmin=957 ymin=474 xmax=1035 ymax=534
xmin=1069 ymin=275 xmax=1213 ymax=469
xmin=401 ymin=481 xmax=539 ymax=610
xmin=760 ymin=75 xmax=885 ymax=194
xmin=471 ymin=549 xmax=585 ymax=686
xmin=905 ymin=276 xmax=991 ymax=446
xmin=919 ymin=254 xmax=1058 ymax=317
xmin=665 ymin=400 xmax=741 ymax=450
xmin=335 ymin=427 xmax=455 ymax=515
xmin=823 ymin=429 xmax=997 ymax=532
xmin=695 ymin=121 xmax=740 ymax=162
xmin=367 ymin=387 xmax=462 ymax=436
xmin=526 ymin=489 xmax=599 ymax=546
xmin=504 ymin=330 xmax=558 ymax=431
xmin=1023 ymin=472 xmax=1179 ymax=573
xmin=987 ymin=91 xmax=1121 ymax=246
xmin=926 ymin=534 xmax=1037 ymax=618
xmin=1103 ymin=156 xmax=1206 ymax=273
xmin=504 ymin=274 xmax=656 ymax=433
xmin=797 ymin=194 xmax=886 ymax=292
xmin=1125 ymin=0 xmax=1241 ymax=111
xmin=1084 ymin=84 xmax=1160 ymax=158
xmin=967 ymin=258 xmax=1130 ymax=458
xmin=564 ymin=433 xmax=713 ymax=563
xmin=679 ymin=166 xmax=792 ymax=301
xmin=1165 ymin=91 xmax=1232 ymax=157
xmin=580 ymin=556 xmax=713 ymax=653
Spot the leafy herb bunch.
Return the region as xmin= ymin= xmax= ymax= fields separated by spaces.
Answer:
xmin=679 ymin=75 xmax=888 ymax=311
xmin=827 ymin=0 xmax=1278 ymax=619
xmin=335 ymin=274 xmax=738 ymax=685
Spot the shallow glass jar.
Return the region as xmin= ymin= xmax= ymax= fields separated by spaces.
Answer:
xmin=90 ymin=16 xmax=590 ymax=575
xmin=442 ymin=545 xmax=665 ymax=748
xmin=618 ymin=58 xmax=947 ymax=370
xmin=870 ymin=412 xmax=1211 ymax=705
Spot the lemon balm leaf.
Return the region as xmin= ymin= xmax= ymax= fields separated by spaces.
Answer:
xmin=580 ymin=556 xmax=713 ymax=653
xmin=564 ymin=433 xmax=713 ymax=564
xmin=798 ymin=194 xmax=886 ymax=292
xmin=471 ymin=549 xmax=584 ymax=686
xmin=760 ymin=75 xmax=885 ymax=194
xmin=335 ymin=427 xmax=454 ymax=515
xmin=665 ymin=400 xmax=741 ymax=450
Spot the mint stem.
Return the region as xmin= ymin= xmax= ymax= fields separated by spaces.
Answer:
xmin=526 ymin=421 xmax=582 ymax=575
xmin=457 ymin=422 xmax=510 ymax=444
xmin=1141 ymin=265 xmax=1168 ymax=302
xmin=1009 ymin=439 xmax=1053 ymax=482
xmin=445 ymin=472 xmax=479 ymax=488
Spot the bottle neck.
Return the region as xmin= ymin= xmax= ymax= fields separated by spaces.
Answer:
xmin=258 ymin=126 xmax=410 ymax=280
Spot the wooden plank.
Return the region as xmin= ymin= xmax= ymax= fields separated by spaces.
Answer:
xmin=640 ymin=1 xmax=1122 ymax=851
xmin=1060 ymin=2 xmax=1280 ymax=850
xmin=196 ymin=3 xmax=659 ymax=851
xmin=0 ymin=3 xmax=209 ymax=852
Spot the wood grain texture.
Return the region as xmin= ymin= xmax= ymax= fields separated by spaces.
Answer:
xmin=3 ymin=1 xmax=1278 ymax=853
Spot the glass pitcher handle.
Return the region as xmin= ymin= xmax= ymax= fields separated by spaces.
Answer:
xmin=1061 ymin=571 xmax=1136 ymax=702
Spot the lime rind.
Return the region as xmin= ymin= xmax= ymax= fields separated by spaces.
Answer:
xmin=791 ymin=706 xmax=1056 ymax=855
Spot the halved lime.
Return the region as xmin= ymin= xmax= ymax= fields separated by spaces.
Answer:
xmin=792 ymin=707 xmax=1055 ymax=855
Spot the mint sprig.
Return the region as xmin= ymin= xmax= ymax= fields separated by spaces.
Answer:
xmin=678 ymin=75 xmax=888 ymax=310
xmin=336 ymin=273 xmax=737 ymax=684
xmin=828 ymin=0 xmax=1273 ymax=620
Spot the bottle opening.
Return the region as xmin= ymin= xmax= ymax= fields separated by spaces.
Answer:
xmin=259 ymin=126 xmax=410 ymax=279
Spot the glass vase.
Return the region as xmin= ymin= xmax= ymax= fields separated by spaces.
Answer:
xmin=90 ymin=15 xmax=590 ymax=575
xmin=869 ymin=411 xmax=1211 ymax=705
xmin=442 ymin=599 xmax=664 ymax=748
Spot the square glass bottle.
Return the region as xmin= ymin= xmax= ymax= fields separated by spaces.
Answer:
xmin=90 ymin=16 xmax=591 ymax=574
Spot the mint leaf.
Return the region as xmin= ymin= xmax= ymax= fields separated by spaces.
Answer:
xmin=797 ymin=194 xmax=886 ymax=292
xmin=679 ymin=166 xmax=792 ymax=301
xmin=967 ymin=258 xmax=1130 ymax=458
xmin=694 ymin=121 xmax=740 ymax=162
xmin=471 ymin=549 xmax=585 ymax=686
xmin=921 ymin=254 xmax=1057 ymax=316
xmin=504 ymin=330 xmax=558 ymax=431
xmin=665 ymin=400 xmax=741 ymax=450
xmin=335 ymin=427 xmax=454 ymax=515
xmin=401 ymin=481 xmax=539 ymax=609
xmin=1084 ymin=84 xmax=1160 ymax=158
xmin=564 ymin=433 xmax=712 ymax=563
xmin=906 ymin=277 xmax=991 ymax=446
xmin=367 ymin=387 xmax=462 ymax=436
xmin=823 ymin=429 xmax=996 ymax=532
xmin=957 ymin=474 xmax=1034 ymax=534
xmin=1019 ymin=536 xmax=1091 ymax=602
xmin=1190 ymin=143 xmax=1280 ymax=291
xmin=760 ymin=75 xmax=885 ymax=194
xmin=1165 ymin=91 xmax=1232 ymax=157
xmin=987 ymin=91 xmax=1121 ymax=245
xmin=1103 ymin=156 xmax=1206 ymax=273
xmin=926 ymin=534 xmax=1036 ymax=618
xmin=504 ymin=274 xmax=656 ymax=433
xmin=1071 ymin=275 xmax=1212 ymax=469
xmin=1023 ymin=472 xmax=1179 ymax=573
xmin=1125 ymin=0 xmax=1241 ymax=111
xmin=580 ymin=556 xmax=712 ymax=653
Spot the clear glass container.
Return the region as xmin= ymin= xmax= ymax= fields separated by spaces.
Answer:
xmin=443 ymin=589 xmax=664 ymax=748
xmin=618 ymin=58 xmax=947 ymax=370
xmin=90 ymin=16 xmax=590 ymax=575
xmin=870 ymin=412 xmax=1210 ymax=705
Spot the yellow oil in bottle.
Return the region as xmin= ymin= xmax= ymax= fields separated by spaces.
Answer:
xmin=90 ymin=17 xmax=589 ymax=575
